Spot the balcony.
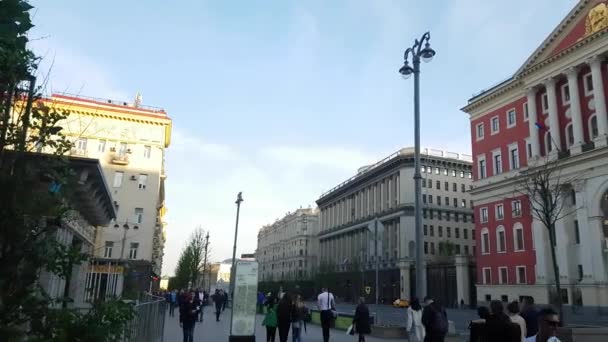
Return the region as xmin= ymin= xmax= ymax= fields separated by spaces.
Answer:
xmin=70 ymin=148 xmax=88 ymax=157
xmin=110 ymin=152 xmax=129 ymax=165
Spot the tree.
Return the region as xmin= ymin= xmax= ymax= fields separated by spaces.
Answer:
xmin=172 ymin=227 xmax=211 ymax=290
xmin=438 ymin=240 xmax=457 ymax=257
xmin=516 ymin=157 xmax=579 ymax=323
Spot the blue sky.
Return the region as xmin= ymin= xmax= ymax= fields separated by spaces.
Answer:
xmin=29 ymin=0 xmax=575 ymax=275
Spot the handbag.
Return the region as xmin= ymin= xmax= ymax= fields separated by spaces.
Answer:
xmin=328 ymin=292 xmax=337 ymax=320
xmin=346 ymin=324 xmax=355 ymax=335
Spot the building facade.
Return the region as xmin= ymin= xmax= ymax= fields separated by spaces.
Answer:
xmin=43 ymin=93 xmax=172 ymax=298
xmin=257 ymin=208 xmax=320 ymax=282
xmin=462 ymin=0 xmax=608 ymax=308
xmin=316 ymin=147 xmax=476 ymax=305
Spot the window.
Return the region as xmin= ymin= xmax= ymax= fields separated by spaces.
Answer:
xmin=119 ymin=142 xmax=127 ymax=156
xmin=456 ymin=245 xmax=461 ymax=254
xmin=435 ymin=167 xmax=440 ymax=175
xmin=422 ymin=194 xmax=427 ymax=204
xmin=129 ymin=242 xmax=139 ymax=259
xmin=447 ymin=227 xmax=451 ymax=238
xmin=98 ymin=140 xmax=107 ymax=153
xmin=478 ymin=156 xmax=487 ymax=179
xmin=460 ymin=171 xmax=465 ymax=178
xmin=436 ymin=181 xmax=440 ymax=190
xmin=491 ymin=116 xmax=500 ymax=134
xmin=566 ymin=124 xmax=574 ymax=146
xmin=422 ymin=179 xmax=426 ymax=187
xmin=542 ymin=92 xmax=549 ymax=113
xmin=590 ymin=115 xmax=599 ymax=139
xmin=514 ymin=223 xmax=524 ymax=251
xmin=453 ymin=183 xmax=457 ymax=192
xmin=423 ymin=210 xmax=427 ymax=219
xmin=421 ymin=166 xmax=426 ymax=173
xmin=461 ymin=184 xmax=465 ymax=193
xmin=509 ymin=144 xmax=520 ymax=170
xmin=134 ymin=208 xmax=144 ymax=224
xmin=583 ymin=72 xmax=593 ymax=96
xmin=523 ymin=102 xmax=529 ymax=121
xmin=424 ymin=225 xmax=428 ymax=236
xmin=480 ymin=208 xmax=488 ymax=223
xmin=455 ymin=214 xmax=460 ymax=223
xmin=574 ymin=220 xmax=580 ymax=244
xmin=499 ymin=267 xmax=508 ymax=284
xmin=104 ymin=241 xmax=113 ymax=258
xmin=444 ymin=182 xmax=449 ymax=191
xmin=464 ymin=215 xmax=468 ymax=223
xmin=461 ymin=199 xmax=466 ymax=208
xmin=507 ymin=109 xmax=516 ymax=128
xmin=546 ymin=131 xmax=553 ymax=153
xmin=476 ymin=123 xmax=485 ymax=140
xmin=113 ymin=171 xmax=124 ymax=188
xmin=517 ymin=266 xmax=527 ymax=284
xmin=493 ymin=151 xmax=502 ymax=174
xmin=144 ymin=145 xmax=151 ymax=158
xmin=472 ymin=229 xmax=475 ymax=240
xmin=464 ymin=245 xmax=469 ymax=255
xmin=451 ymin=170 xmax=456 ymax=177
xmin=497 ymin=226 xmax=506 ymax=253
xmin=446 ymin=211 xmax=451 ymax=221
xmin=76 ymin=138 xmax=87 ymax=152
xmin=453 ymin=198 xmax=458 ymax=208
xmin=496 ymin=204 xmax=504 ymax=220
xmin=439 ymin=226 xmax=443 ymax=237
xmin=483 ymin=267 xmax=492 ymax=284
xmin=443 ymin=168 xmax=448 ymax=176
xmin=512 ymin=200 xmax=522 ymax=217
xmin=561 ymin=83 xmax=570 ymax=105
xmin=138 ymin=174 xmax=148 ymax=190
xmin=428 ymin=195 xmax=433 ymax=204
xmin=430 ymin=210 xmax=434 ymax=219
xmin=464 ymin=229 xmax=468 ymax=239
xmin=430 ymin=242 xmax=435 ymax=255
xmin=430 ymin=225 xmax=434 ymax=237
xmin=455 ymin=227 xmax=460 ymax=239
xmin=578 ymin=265 xmax=583 ymax=282
xmin=481 ymin=228 xmax=490 ymax=254
xmin=468 ymin=172 xmax=472 ymax=179
xmin=424 ymin=242 xmax=428 ymax=254
xmin=445 ymin=197 xmax=450 ymax=206
xmin=437 ymin=196 xmax=441 ymax=206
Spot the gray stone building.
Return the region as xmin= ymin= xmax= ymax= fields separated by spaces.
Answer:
xmin=316 ymin=147 xmax=477 ymax=305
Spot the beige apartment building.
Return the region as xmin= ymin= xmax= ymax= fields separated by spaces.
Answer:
xmin=257 ymin=208 xmax=319 ymax=282
xmin=316 ymin=147 xmax=477 ymax=305
xmin=42 ymin=93 xmax=172 ymax=299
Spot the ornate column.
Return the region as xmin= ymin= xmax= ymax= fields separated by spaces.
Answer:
xmin=398 ymin=260 xmax=411 ymax=299
xmin=573 ymin=181 xmax=594 ymax=283
xmin=544 ymin=78 xmax=561 ymax=158
xmin=589 ymin=56 xmax=608 ymax=146
xmin=454 ymin=255 xmax=471 ymax=306
xmin=566 ymin=67 xmax=585 ymax=154
xmin=527 ymin=88 xmax=541 ymax=158
xmin=533 ymin=218 xmax=549 ymax=284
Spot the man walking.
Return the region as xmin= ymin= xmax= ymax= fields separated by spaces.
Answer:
xmin=179 ymin=293 xmax=198 ymax=342
xmin=317 ymin=287 xmax=335 ymax=342
xmin=421 ymin=296 xmax=448 ymax=342
xmin=525 ymin=307 xmax=561 ymax=342
xmin=169 ymin=290 xmax=177 ymax=317
xmin=222 ymin=290 xmax=229 ymax=312
xmin=213 ymin=289 xmax=224 ymax=322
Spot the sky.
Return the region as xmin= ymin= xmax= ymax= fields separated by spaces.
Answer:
xmin=28 ymin=0 xmax=575 ymax=276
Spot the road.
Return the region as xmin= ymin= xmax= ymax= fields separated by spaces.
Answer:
xmin=164 ymin=305 xmax=388 ymax=341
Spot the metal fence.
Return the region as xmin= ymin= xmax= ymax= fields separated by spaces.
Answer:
xmin=122 ymin=293 xmax=167 ymax=342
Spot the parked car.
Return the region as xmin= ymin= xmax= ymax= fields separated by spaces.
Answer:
xmin=392 ymin=299 xmax=409 ymax=308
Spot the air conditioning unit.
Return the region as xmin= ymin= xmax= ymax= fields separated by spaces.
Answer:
xmin=130 ymin=175 xmax=137 ymax=180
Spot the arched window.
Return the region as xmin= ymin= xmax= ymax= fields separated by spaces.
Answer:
xmin=589 ymin=115 xmax=599 ymax=139
xmin=481 ymin=228 xmax=490 ymax=254
xmin=496 ymin=225 xmax=506 ymax=253
xmin=566 ymin=123 xmax=574 ymax=147
xmin=513 ymin=222 xmax=524 ymax=251
xmin=545 ymin=131 xmax=553 ymax=153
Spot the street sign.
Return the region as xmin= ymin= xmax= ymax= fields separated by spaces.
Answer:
xmin=230 ymin=261 xmax=258 ymax=339
xmin=365 ymin=286 xmax=371 ymax=295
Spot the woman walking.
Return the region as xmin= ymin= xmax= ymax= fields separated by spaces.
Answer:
xmin=352 ymin=297 xmax=371 ymax=342
xmin=263 ymin=296 xmax=279 ymax=342
xmin=277 ymin=293 xmax=294 ymax=342
xmin=291 ymin=295 xmax=308 ymax=342
xmin=406 ymin=297 xmax=425 ymax=342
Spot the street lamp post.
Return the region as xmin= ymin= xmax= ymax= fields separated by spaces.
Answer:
xmin=229 ymin=192 xmax=244 ymax=305
xmin=398 ymin=31 xmax=435 ymax=301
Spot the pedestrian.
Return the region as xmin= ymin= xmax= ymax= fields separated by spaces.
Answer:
xmin=317 ymin=287 xmax=336 ymax=342
xmin=213 ymin=289 xmax=224 ymax=321
xmin=193 ymin=289 xmax=202 ymax=322
xmin=468 ymin=306 xmax=490 ymax=342
xmin=258 ymin=291 xmax=266 ymax=314
xmin=352 ymin=297 xmax=371 ymax=342
xmin=222 ymin=290 xmax=229 ymax=312
xmin=484 ymin=300 xmax=521 ymax=342
xmin=203 ymin=290 xmax=209 ymax=306
xmin=421 ymin=296 xmax=448 ymax=342
xmin=263 ymin=296 xmax=279 ymax=342
xmin=277 ymin=293 xmax=293 ymax=342
xmin=169 ymin=290 xmax=178 ymax=317
xmin=508 ymin=301 xmax=527 ymax=342
xmin=406 ymin=297 xmax=425 ymax=342
xmin=520 ymin=296 xmax=539 ymax=338
xmin=179 ymin=293 xmax=198 ymax=342
xmin=292 ymin=294 xmax=308 ymax=342
xmin=524 ymin=307 xmax=561 ymax=342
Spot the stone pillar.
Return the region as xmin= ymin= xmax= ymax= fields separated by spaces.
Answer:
xmin=533 ymin=218 xmax=549 ymax=284
xmin=588 ymin=217 xmax=608 ymax=283
xmin=574 ymin=181 xmax=594 ymax=283
xmin=589 ymin=56 xmax=608 ymax=147
xmin=527 ymin=88 xmax=541 ymax=158
xmin=545 ymin=78 xmax=561 ymax=158
xmin=399 ymin=260 xmax=411 ymax=299
xmin=554 ymin=202 xmax=571 ymax=283
xmin=454 ymin=255 xmax=471 ymax=306
xmin=566 ymin=67 xmax=585 ymax=154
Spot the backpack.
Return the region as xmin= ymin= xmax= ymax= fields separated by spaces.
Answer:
xmin=432 ymin=307 xmax=448 ymax=335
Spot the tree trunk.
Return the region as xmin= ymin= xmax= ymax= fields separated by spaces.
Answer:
xmin=549 ymin=223 xmax=564 ymax=324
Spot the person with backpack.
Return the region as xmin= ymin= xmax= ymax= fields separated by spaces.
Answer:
xmin=406 ymin=297 xmax=425 ymax=342
xmin=421 ymin=296 xmax=448 ymax=342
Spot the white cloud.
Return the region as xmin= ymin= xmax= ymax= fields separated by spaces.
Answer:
xmin=260 ymin=145 xmax=378 ymax=172
xmin=172 ymin=128 xmax=238 ymax=162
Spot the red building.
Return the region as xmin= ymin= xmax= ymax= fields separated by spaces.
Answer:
xmin=463 ymin=0 xmax=608 ymax=308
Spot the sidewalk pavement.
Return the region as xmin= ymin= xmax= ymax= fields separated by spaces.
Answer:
xmin=164 ymin=305 xmax=388 ymax=341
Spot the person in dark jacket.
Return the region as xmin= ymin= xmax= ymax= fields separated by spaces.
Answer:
xmin=484 ymin=300 xmax=521 ymax=342
xmin=213 ymin=289 xmax=224 ymax=321
xmin=468 ymin=306 xmax=490 ymax=342
xmin=222 ymin=290 xmax=229 ymax=311
xmin=353 ymin=297 xmax=371 ymax=342
xmin=276 ymin=293 xmax=293 ymax=342
xmin=421 ymin=297 xmax=448 ymax=342
xmin=193 ymin=289 xmax=202 ymax=322
xmin=520 ymin=296 xmax=539 ymax=338
xmin=179 ymin=293 xmax=198 ymax=342
xmin=291 ymin=294 xmax=308 ymax=342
